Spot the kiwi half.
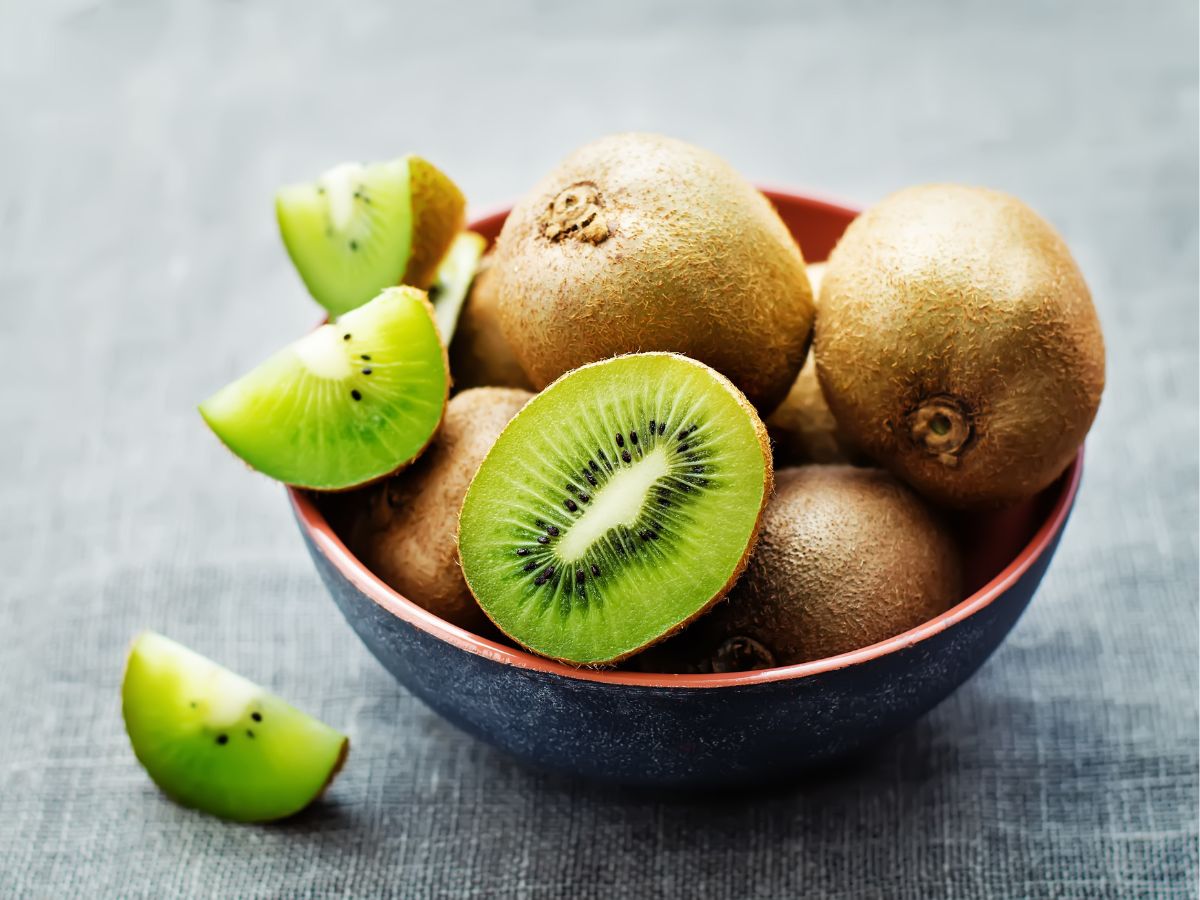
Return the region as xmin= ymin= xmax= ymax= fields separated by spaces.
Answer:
xmin=816 ymin=184 xmax=1105 ymax=507
xmin=490 ymin=133 xmax=814 ymax=414
xmin=350 ymin=387 xmax=533 ymax=634
xmin=122 ymin=632 xmax=348 ymax=822
xmin=276 ymin=155 xmax=465 ymax=316
xmin=633 ymin=466 xmax=963 ymax=673
xmin=199 ymin=287 xmax=448 ymax=491
xmin=458 ymin=353 xmax=773 ymax=665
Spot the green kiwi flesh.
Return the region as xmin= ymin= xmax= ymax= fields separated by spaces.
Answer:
xmin=122 ymin=632 xmax=348 ymax=823
xmin=199 ymin=287 xmax=448 ymax=491
xmin=458 ymin=353 xmax=773 ymax=665
xmin=276 ymin=155 xmax=465 ymax=316
xmin=427 ymin=231 xmax=487 ymax=342
xmin=633 ymin=466 xmax=963 ymax=673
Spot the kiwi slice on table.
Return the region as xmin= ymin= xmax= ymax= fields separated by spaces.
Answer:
xmin=122 ymin=632 xmax=348 ymax=823
xmin=458 ymin=353 xmax=773 ymax=665
xmin=276 ymin=155 xmax=465 ymax=316
xmin=427 ymin=231 xmax=487 ymax=342
xmin=199 ymin=287 xmax=449 ymax=491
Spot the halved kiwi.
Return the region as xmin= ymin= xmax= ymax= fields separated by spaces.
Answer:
xmin=427 ymin=231 xmax=487 ymax=342
xmin=458 ymin=353 xmax=773 ymax=665
xmin=122 ymin=632 xmax=348 ymax=822
xmin=199 ymin=287 xmax=448 ymax=491
xmin=276 ymin=155 xmax=465 ymax=316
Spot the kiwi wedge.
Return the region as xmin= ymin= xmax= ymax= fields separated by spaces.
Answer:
xmin=816 ymin=184 xmax=1105 ymax=507
xmin=633 ymin=466 xmax=963 ymax=673
xmin=276 ymin=155 xmax=465 ymax=316
xmin=458 ymin=353 xmax=773 ymax=665
xmin=199 ymin=287 xmax=448 ymax=491
xmin=122 ymin=632 xmax=348 ymax=822
xmin=428 ymin=231 xmax=487 ymax=342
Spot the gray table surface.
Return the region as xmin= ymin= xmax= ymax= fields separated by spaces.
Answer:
xmin=2 ymin=1 xmax=1197 ymax=897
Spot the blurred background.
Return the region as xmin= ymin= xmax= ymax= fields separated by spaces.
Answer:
xmin=1 ymin=1 xmax=1196 ymax=897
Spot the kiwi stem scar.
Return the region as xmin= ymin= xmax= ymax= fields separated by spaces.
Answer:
xmin=555 ymin=447 xmax=670 ymax=562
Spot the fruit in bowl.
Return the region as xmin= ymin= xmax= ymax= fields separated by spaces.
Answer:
xmin=176 ymin=135 xmax=1102 ymax=789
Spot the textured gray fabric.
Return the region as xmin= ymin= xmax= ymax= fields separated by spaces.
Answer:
xmin=1 ymin=0 xmax=1197 ymax=897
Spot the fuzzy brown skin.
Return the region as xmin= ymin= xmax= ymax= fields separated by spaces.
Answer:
xmin=765 ymin=263 xmax=853 ymax=465
xmin=448 ymin=255 xmax=535 ymax=391
xmin=349 ymin=387 xmax=533 ymax=634
xmin=632 ymin=466 xmax=963 ymax=672
xmin=404 ymin=156 xmax=467 ymax=290
xmin=490 ymin=133 xmax=815 ymax=414
xmin=816 ymin=184 xmax=1105 ymax=508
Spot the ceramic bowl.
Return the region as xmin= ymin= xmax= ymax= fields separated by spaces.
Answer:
xmin=289 ymin=190 xmax=1084 ymax=787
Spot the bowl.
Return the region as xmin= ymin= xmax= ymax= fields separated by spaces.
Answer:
xmin=289 ymin=190 xmax=1085 ymax=788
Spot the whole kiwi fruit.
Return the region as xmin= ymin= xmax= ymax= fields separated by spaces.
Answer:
xmin=765 ymin=262 xmax=854 ymax=465
xmin=349 ymin=387 xmax=533 ymax=633
xmin=633 ymin=465 xmax=963 ymax=672
xmin=490 ymin=133 xmax=815 ymax=414
xmin=816 ymin=184 xmax=1105 ymax=507
xmin=448 ymin=255 xmax=535 ymax=391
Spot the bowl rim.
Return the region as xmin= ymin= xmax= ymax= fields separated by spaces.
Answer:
xmin=289 ymin=188 xmax=1086 ymax=690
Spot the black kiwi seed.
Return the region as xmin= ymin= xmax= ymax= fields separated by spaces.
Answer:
xmin=689 ymin=424 xmax=699 ymax=433
xmin=546 ymin=525 xmax=559 ymax=536
xmin=678 ymin=443 xmax=689 ymax=453
xmin=343 ymin=333 xmax=351 ymax=341
xmin=351 ymin=390 xmax=362 ymax=401
xmin=251 ymin=712 xmax=262 ymax=722
xmin=516 ymin=548 xmax=530 ymax=556
xmin=692 ymin=464 xmax=704 ymax=473
xmin=564 ymin=498 xmax=578 ymax=512
xmin=578 ymin=493 xmax=591 ymax=503
xmin=678 ymin=431 xmax=688 ymax=441
xmin=584 ymin=471 xmax=597 ymax=486
xmin=658 ymin=422 xmax=666 ymax=435
xmin=361 ymin=354 xmax=371 ymax=360
xmin=565 ymin=483 xmax=578 ymax=492
xmin=537 ymin=536 xmax=550 ymax=545
xmin=524 ymin=560 xmax=538 ymax=571
xmin=615 ymin=433 xmax=625 ymax=447
xmin=216 ymin=734 xmax=228 ymax=745
xmin=630 ymin=431 xmax=638 ymax=445
xmin=621 ymin=450 xmax=632 ymax=463
xmin=591 ymin=564 xmax=600 ymax=577
xmin=649 ymin=420 xmax=656 ymax=433
xmin=576 ymin=570 xmax=585 ymax=584
xmin=589 ymin=460 xmax=600 ymax=472
xmin=534 ymin=574 xmax=547 ymax=586
xmin=362 ymin=368 xmax=372 ymax=375
xmin=649 ymin=530 xmax=659 ymax=540
xmin=246 ymin=730 xmax=255 ymax=739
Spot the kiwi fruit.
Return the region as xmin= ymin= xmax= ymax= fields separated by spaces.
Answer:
xmin=276 ymin=155 xmax=465 ymax=316
xmin=427 ymin=231 xmax=487 ymax=342
xmin=489 ymin=133 xmax=814 ymax=413
xmin=634 ymin=466 xmax=963 ymax=673
xmin=816 ymin=184 xmax=1105 ymax=507
xmin=765 ymin=262 xmax=854 ymax=464
xmin=350 ymin=387 xmax=533 ymax=633
xmin=448 ymin=253 xmax=535 ymax=391
xmin=458 ymin=353 xmax=773 ymax=665
xmin=122 ymin=632 xmax=348 ymax=822
xmin=199 ymin=287 xmax=449 ymax=491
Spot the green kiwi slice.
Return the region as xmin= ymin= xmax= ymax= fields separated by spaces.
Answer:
xmin=199 ymin=287 xmax=448 ymax=491
xmin=122 ymin=632 xmax=348 ymax=822
xmin=276 ymin=155 xmax=465 ymax=316
xmin=458 ymin=353 xmax=773 ymax=665
xmin=428 ymin=231 xmax=487 ymax=342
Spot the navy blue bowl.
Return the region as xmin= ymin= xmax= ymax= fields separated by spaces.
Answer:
xmin=289 ymin=191 xmax=1085 ymax=788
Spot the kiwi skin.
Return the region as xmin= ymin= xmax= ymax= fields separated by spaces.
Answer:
xmin=405 ymin=157 xmax=467 ymax=290
xmin=348 ymin=387 xmax=533 ymax=634
xmin=816 ymin=184 xmax=1105 ymax=508
xmin=765 ymin=262 xmax=857 ymax=465
xmin=632 ymin=465 xmax=963 ymax=673
xmin=490 ymin=133 xmax=815 ymax=415
xmin=448 ymin=254 xmax=535 ymax=391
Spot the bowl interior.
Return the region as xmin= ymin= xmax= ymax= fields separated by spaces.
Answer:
xmin=300 ymin=190 xmax=1080 ymax=687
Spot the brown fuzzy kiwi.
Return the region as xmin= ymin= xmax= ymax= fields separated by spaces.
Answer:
xmin=448 ymin=254 xmax=535 ymax=391
xmin=816 ymin=184 xmax=1105 ymax=507
xmin=765 ymin=262 xmax=854 ymax=464
xmin=632 ymin=465 xmax=963 ymax=672
xmin=404 ymin=157 xmax=467 ymax=289
xmin=348 ymin=387 xmax=533 ymax=633
xmin=490 ymin=133 xmax=815 ymax=414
